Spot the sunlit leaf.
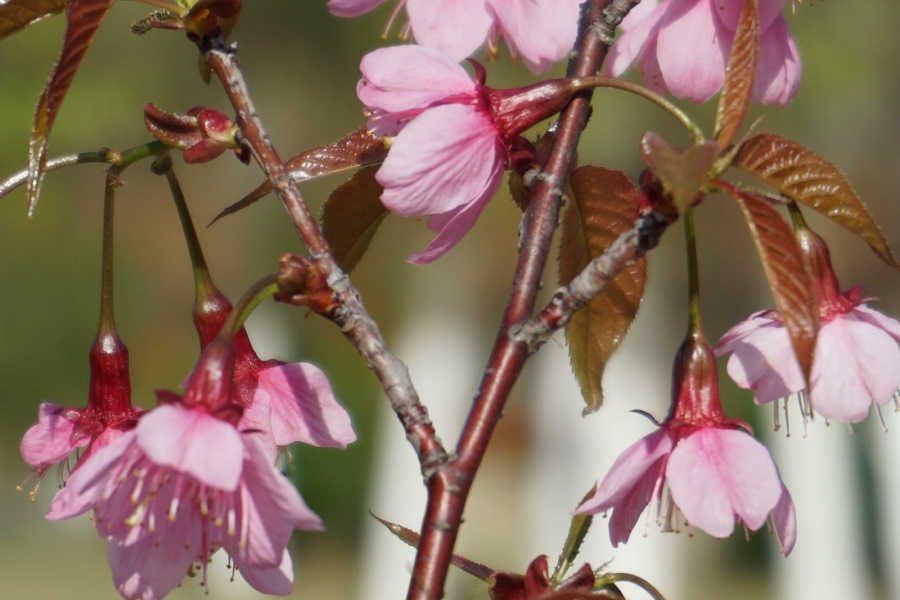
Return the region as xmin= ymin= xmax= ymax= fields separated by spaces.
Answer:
xmin=211 ymin=127 xmax=387 ymax=224
xmin=321 ymin=166 xmax=387 ymax=273
xmin=724 ymin=186 xmax=818 ymax=389
xmin=735 ymin=133 xmax=900 ymax=269
xmin=714 ymin=0 xmax=759 ymax=149
xmin=27 ymin=0 xmax=116 ymax=215
xmin=560 ymin=166 xmax=647 ymax=415
xmin=0 ymin=0 xmax=66 ymax=41
xmin=371 ymin=512 xmax=494 ymax=582
xmin=640 ymin=133 xmax=718 ymax=214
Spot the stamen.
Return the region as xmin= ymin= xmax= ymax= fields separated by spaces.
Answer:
xmin=772 ymin=400 xmax=781 ymax=432
xmin=227 ymin=509 xmax=236 ymax=536
xmin=893 ymin=389 xmax=900 ymax=412
xmin=169 ymin=498 xmax=180 ymax=521
xmin=382 ymin=0 xmax=407 ymax=40
xmin=875 ymin=402 xmax=888 ymax=433
xmin=783 ymin=396 xmax=792 ymax=437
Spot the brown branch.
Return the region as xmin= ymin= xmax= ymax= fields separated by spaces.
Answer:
xmin=201 ymin=36 xmax=448 ymax=476
xmin=510 ymin=212 xmax=669 ymax=353
xmin=405 ymin=2 xmax=644 ymax=599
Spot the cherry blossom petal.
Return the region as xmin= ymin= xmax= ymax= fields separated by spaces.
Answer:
xmin=620 ymin=0 xmax=660 ymax=31
xmin=107 ymin=506 xmax=202 ymax=600
xmin=328 ymin=0 xmax=390 ymax=17
xmin=407 ymin=153 xmax=503 ymax=264
xmin=407 ymin=0 xmax=494 ymax=62
xmin=358 ymin=46 xmax=478 ymax=114
xmin=715 ymin=0 xmax=787 ymax=33
xmin=810 ymin=315 xmax=900 ymax=421
xmin=21 ymin=403 xmax=85 ymax=467
xmin=234 ymin=435 xmax=323 ymax=569
xmin=753 ymin=14 xmax=800 ymax=106
xmin=376 ymin=103 xmax=501 ymax=217
xmin=253 ymin=363 xmax=357 ymax=449
xmin=853 ymin=304 xmax=900 ymax=342
xmin=634 ymin=35 xmax=668 ymax=96
xmin=771 ymin=482 xmax=797 ymax=556
xmin=606 ymin=0 xmax=673 ymax=77
xmin=724 ymin=324 xmax=805 ymax=405
xmin=488 ymin=0 xmax=579 ymax=72
xmin=667 ymin=427 xmax=781 ymax=537
xmin=46 ymin=431 xmax=137 ymax=521
xmin=576 ymin=428 xmax=673 ymax=514
xmin=715 ymin=311 xmax=778 ymax=354
xmin=656 ymin=0 xmax=730 ymax=103
xmin=237 ymin=549 xmax=295 ymax=596
xmin=137 ymin=405 xmax=244 ymax=492
xmin=608 ymin=458 xmax=667 ymax=547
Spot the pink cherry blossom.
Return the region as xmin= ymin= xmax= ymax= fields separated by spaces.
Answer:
xmin=577 ymin=323 xmax=796 ymax=553
xmin=607 ymin=0 xmax=801 ymax=105
xmin=48 ymin=404 xmax=323 ymax=599
xmin=358 ymin=45 xmax=578 ymax=263
xmin=717 ymin=300 xmax=900 ymax=425
xmin=328 ymin=0 xmax=581 ymax=72
xmin=20 ymin=331 xmax=138 ymax=485
xmin=717 ymin=227 xmax=900 ymax=426
xmin=576 ymin=423 xmax=796 ymax=554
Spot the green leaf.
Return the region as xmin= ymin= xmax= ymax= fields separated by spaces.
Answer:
xmin=724 ymin=187 xmax=819 ymax=389
xmin=211 ymin=127 xmax=387 ymax=225
xmin=27 ymin=0 xmax=116 ymax=215
xmin=560 ymin=166 xmax=647 ymax=415
xmin=714 ymin=0 xmax=759 ymax=149
xmin=0 ymin=0 xmax=66 ymax=41
xmin=550 ymin=484 xmax=597 ymax=586
xmin=640 ymin=133 xmax=718 ymax=214
xmin=735 ymin=133 xmax=900 ymax=269
xmin=321 ymin=166 xmax=387 ymax=273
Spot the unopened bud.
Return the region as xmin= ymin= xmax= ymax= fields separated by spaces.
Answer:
xmin=275 ymin=254 xmax=337 ymax=314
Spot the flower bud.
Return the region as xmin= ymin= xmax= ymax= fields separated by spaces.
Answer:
xmin=144 ymin=103 xmax=245 ymax=164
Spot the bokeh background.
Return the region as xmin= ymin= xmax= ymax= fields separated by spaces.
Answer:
xmin=2 ymin=1 xmax=900 ymax=599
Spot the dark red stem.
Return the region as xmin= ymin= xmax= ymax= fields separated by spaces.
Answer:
xmin=406 ymin=2 xmax=642 ymax=599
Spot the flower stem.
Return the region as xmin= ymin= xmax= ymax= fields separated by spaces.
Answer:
xmin=221 ymin=275 xmax=279 ymax=338
xmin=571 ymin=76 xmax=706 ymax=145
xmin=684 ymin=209 xmax=702 ymax=332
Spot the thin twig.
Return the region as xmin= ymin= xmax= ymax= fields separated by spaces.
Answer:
xmin=0 ymin=152 xmax=106 ymax=201
xmin=200 ymin=35 xmax=447 ymax=475
xmin=510 ymin=212 xmax=669 ymax=353
xmin=405 ymin=2 xmax=645 ymax=600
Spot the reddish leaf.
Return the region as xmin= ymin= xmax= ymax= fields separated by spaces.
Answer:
xmin=27 ymin=0 xmax=115 ymax=215
xmin=640 ymin=133 xmax=718 ymax=214
xmin=735 ymin=133 xmax=900 ymax=269
xmin=0 ymin=0 xmax=66 ymax=40
xmin=714 ymin=0 xmax=759 ymax=149
xmin=723 ymin=186 xmax=818 ymax=389
xmin=560 ymin=166 xmax=647 ymax=415
xmin=211 ymin=127 xmax=387 ymax=224
xmin=321 ymin=166 xmax=387 ymax=273
xmin=371 ymin=512 xmax=495 ymax=583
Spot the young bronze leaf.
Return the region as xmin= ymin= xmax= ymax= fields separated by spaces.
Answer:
xmin=0 ymin=0 xmax=66 ymax=40
xmin=321 ymin=166 xmax=387 ymax=273
xmin=726 ymin=187 xmax=818 ymax=389
xmin=735 ymin=133 xmax=900 ymax=269
xmin=211 ymin=127 xmax=386 ymax=224
xmin=27 ymin=0 xmax=115 ymax=215
xmin=371 ymin=512 xmax=495 ymax=582
xmin=560 ymin=166 xmax=647 ymax=415
xmin=714 ymin=0 xmax=759 ymax=149
xmin=640 ymin=133 xmax=718 ymax=214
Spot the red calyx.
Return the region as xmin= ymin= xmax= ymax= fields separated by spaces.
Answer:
xmin=795 ymin=226 xmax=858 ymax=320
xmin=490 ymin=556 xmax=598 ymax=600
xmin=472 ymin=59 xmax=578 ymax=143
xmin=166 ymin=337 xmax=242 ymax=425
xmin=669 ymin=330 xmax=736 ymax=429
xmin=71 ymin=331 xmax=137 ymax=444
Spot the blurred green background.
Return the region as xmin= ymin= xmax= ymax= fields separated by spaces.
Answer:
xmin=2 ymin=1 xmax=900 ymax=599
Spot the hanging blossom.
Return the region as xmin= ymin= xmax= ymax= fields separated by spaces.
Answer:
xmin=328 ymin=0 xmax=581 ymax=72
xmin=20 ymin=330 xmax=138 ymax=491
xmin=47 ymin=337 xmax=333 ymax=599
xmin=576 ymin=328 xmax=796 ymax=554
xmin=358 ymin=44 xmax=583 ymax=263
xmin=607 ymin=0 xmax=801 ymax=105
xmin=189 ymin=281 xmax=357 ymax=456
xmin=716 ymin=226 xmax=900 ymax=428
